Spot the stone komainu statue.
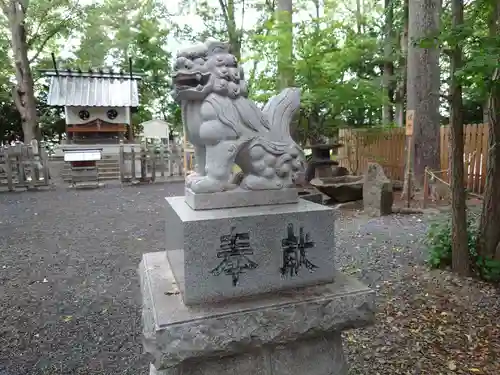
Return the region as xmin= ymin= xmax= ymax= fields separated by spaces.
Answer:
xmin=171 ymin=40 xmax=305 ymax=194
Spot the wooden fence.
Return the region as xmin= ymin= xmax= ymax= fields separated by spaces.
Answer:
xmin=337 ymin=123 xmax=489 ymax=194
xmin=440 ymin=124 xmax=489 ymax=194
xmin=118 ymin=143 xmax=185 ymax=183
xmin=338 ymin=128 xmax=407 ymax=181
xmin=0 ymin=141 xmax=50 ymax=191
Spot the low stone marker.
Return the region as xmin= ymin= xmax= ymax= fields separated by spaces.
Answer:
xmin=363 ymin=162 xmax=393 ymax=216
xmin=139 ymin=40 xmax=375 ymax=375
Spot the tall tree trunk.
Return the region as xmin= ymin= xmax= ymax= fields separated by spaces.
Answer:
xmin=276 ymin=0 xmax=297 ymax=140
xmin=218 ymin=0 xmax=242 ymax=60
xmin=276 ymin=0 xmax=294 ymax=90
xmin=353 ymin=0 xmax=366 ymax=127
xmin=394 ymin=0 xmax=408 ymax=127
xmin=404 ymin=0 xmax=441 ymax=188
xmin=477 ymin=2 xmax=500 ymax=261
xmin=313 ymin=0 xmax=320 ymax=20
xmin=482 ymin=1 xmax=497 ymax=127
xmin=355 ymin=0 xmax=363 ymax=34
xmin=449 ymin=0 xmax=469 ymax=275
xmin=382 ymin=0 xmax=395 ymax=125
xmin=4 ymin=1 xmax=38 ymax=143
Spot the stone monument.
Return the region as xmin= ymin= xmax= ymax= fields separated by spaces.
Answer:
xmin=363 ymin=162 xmax=393 ymax=216
xmin=140 ymin=40 xmax=375 ymax=375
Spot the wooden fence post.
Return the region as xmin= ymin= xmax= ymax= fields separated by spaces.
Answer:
xmin=140 ymin=143 xmax=147 ymax=181
xmin=119 ymin=142 xmax=125 ymax=183
xmin=28 ymin=145 xmax=36 ymax=189
xmin=16 ymin=145 xmax=25 ymax=186
xmin=174 ymin=158 xmax=182 ymax=177
xmin=159 ymin=144 xmax=165 ymax=178
xmin=31 ymin=140 xmax=40 ymax=183
xmin=41 ymin=147 xmax=50 ymax=184
xmin=150 ymin=145 xmax=156 ymax=183
xmin=354 ymin=133 xmax=360 ymax=174
xmin=131 ymin=145 xmax=136 ymax=182
xmin=5 ymin=151 xmax=13 ymax=191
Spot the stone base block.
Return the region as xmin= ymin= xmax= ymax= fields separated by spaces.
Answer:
xmin=149 ymin=334 xmax=348 ymax=375
xmin=140 ymin=252 xmax=375 ymax=375
xmin=184 ymin=187 xmax=299 ymax=210
xmin=165 ymin=197 xmax=337 ymax=305
xmin=298 ymin=190 xmax=323 ymax=204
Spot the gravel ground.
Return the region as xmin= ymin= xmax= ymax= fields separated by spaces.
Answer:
xmin=0 ymin=183 xmax=430 ymax=375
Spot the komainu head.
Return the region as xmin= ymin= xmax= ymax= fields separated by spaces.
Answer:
xmin=171 ymin=40 xmax=248 ymax=102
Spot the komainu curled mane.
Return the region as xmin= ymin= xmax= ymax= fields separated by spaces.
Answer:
xmin=171 ymin=40 xmax=305 ymax=193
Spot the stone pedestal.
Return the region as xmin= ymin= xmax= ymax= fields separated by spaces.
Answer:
xmin=184 ymin=187 xmax=299 ymax=210
xmin=140 ymin=252 xmax=375 ymax=375
xmin=139 ymin=193 xmax=376 ymax=375
xmin=165 ymin=197 xmax=337 ymax=305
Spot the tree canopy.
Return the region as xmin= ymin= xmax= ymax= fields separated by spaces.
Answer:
xmin=0 ymin=0 xmax=497 ymax=144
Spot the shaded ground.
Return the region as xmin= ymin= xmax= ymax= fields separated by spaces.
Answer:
xmin=0 ymin=183 xmax=498 ymax=374
xmin=345 ymin=266 xmax=500 ymax=375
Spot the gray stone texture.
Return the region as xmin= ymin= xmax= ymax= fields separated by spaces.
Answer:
xmin=140 ymin=251 xmax=375 ymax=374
xmin=184 ymin=187 xmax=299 ymax=210
xmin=311 ymin=176 xmax=364 ymax=203
xmin=171 ymin=40 xmax=306 ymax=196
xmin=165 ymin=196 xmax=337 ymax=305
xmin=149 ymin=335 xmax=348 ymax=375
xmin=363 ymin=162 xmax=393 ymax=216
xmin=298 ymin=190 xmax=323 ymax=204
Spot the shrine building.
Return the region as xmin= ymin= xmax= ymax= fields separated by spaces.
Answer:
xmin=42 ymin=68 xmax=143 ymax=144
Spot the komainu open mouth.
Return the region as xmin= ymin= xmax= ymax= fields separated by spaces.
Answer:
xmin=173 ymin=72 xmax=210 ymax=89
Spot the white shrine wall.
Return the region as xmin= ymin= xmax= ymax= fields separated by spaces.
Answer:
xmin=65 ymin=106 xmax=130 ymax=125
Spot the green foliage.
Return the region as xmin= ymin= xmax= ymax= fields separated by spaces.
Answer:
xmin=172 ymin=0 xmax=245 ymax=59
xmin=164 ymin=101 xmax=183 ymax=133
xmin=1 ymin=0 xmax=498 ymax=143
xmin=424 ymin=212 xmax=500 ymax=282
xmin=427 ymin=0 xmax=500 ymax=122
xmin=474 ymin=255 xmax=500 ymax=282
xmin=65 ymin=0 xmax=174 ymax=127
xmin=0 ymin=0 xmax=178 ymax=141
xmin=249 ymin=5 xmax=385 ymax=143
xmin=425 ymin=216 xmax=455 ymax=268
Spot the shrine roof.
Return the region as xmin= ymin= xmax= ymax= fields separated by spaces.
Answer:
xmin=41 ymin=69 xmax=144 ymax=107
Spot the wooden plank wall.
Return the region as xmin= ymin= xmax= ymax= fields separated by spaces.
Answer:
xmin=440 ymin=123 xmax=489 ymax=194
xmin=338 ymin=128 xmax=406 ymax=181
xmin=338 ymin=124 xmax=489 ymax=194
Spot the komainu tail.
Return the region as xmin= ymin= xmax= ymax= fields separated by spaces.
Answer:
xmin=262 ymin=88 xmax=301 ymax=143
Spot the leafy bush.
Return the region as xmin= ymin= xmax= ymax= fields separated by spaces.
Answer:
xmin=425 ymin=216 xmax=453 ymax=268
xmin=424 ymin=211 xmax=500 ymax=282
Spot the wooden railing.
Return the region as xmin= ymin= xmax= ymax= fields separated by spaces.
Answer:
xmin=118 ymin=143 xmax=185 ymax=183
xmin=0 ymin=140 xmax=50 ymax=191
